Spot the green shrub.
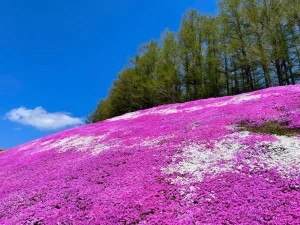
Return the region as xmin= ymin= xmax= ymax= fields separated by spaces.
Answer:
xmin=240 ymin=121 xmax=300 ymax=136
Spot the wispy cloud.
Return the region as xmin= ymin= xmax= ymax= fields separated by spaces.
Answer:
xmin=5 ymin=107 xmax=84 ymax=130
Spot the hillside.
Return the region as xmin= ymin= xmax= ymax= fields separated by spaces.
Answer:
xmin=1 ymin=85 xmax=300 ymax=224
xmin=88 ymin=0 xmax=300 ymax=123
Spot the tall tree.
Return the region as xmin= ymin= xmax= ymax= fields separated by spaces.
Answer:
xmin=154 ymin=29 xmax=182 ymax=104
xmin=203 ymin=16 xmax=223 ymax=97
xmin=219 ymin=0 xmax=255 ymax=91
xmin=88 ymin=0 xmax=300 ymax=123
xmin=178 ymin=10 xmax=205 ymax=100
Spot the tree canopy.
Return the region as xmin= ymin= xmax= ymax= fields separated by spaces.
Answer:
xmin=87 ymin=0 xmax=300 ymax=123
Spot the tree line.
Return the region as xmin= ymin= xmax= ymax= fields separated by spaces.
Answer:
xmin=87 ymin=0 xmax=300 ymax=123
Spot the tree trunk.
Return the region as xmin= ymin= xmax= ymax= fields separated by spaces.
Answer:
xmin=234 ymin=70 xmax=240 ymax=94
xmin=282 ymin=60 xmax=290 ymax=85
xmin=225 ymin=56 xmax=230 ymax=95
xmin=262 ymin=64 xmax=271 ymax=88
xmin=289 ymin=66 xmax=295 ymax=85
xmin=241 ymin=48 xmax=254 ymax=91
xmin=275 ymin=60 xmax=284 ymax=86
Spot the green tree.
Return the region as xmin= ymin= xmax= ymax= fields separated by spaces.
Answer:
xmin=87 ymin=0 xmax=300 ymax=123
xmin=154 ymin=29 xmax=182 ymax=104
xmin=219 ymin=0 xmax=255 ymax=91
xmin=178 ymin=10 xmax=206 ymax=100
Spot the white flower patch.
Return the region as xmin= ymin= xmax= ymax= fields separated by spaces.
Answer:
xmin=230 ymin=93 xmax=262 ymax=104
xmin=153 ymin=108 xmax=178 ymax=115
xmin=205 ymin=94 xmax=262 ymax=107
xmin=183 ymin=94 xmax=264 ymax=113
xmin=58 ymin=136 xmax=96 ymax=153
xmin=92 ymin=143 xmax=110 ymax=155
xmin=109 ymin=107 xmax=179 ymax=119
xmin=208 ymin=101 xmax=229 ymax=109
xmin=30 ymin=134 xmax=109 ymax=155
xmin=225 ymin=125 xmax=238 ymax=132
xmin=261 ymin=92 xmax=282 ymax=98
xmin=92 ymin=136 xmax=122 ymax=155
xmin=184 ymin=106 xmax=205 ymax=112
xmin=256 ymin=135 xmax=300 ymax=176
xmin=108 ymin=111 xmax=141 ymax=122
xmin=35 ymin=135 xmax=80 ymax=153
xmin=40 ymin=140 xmax=53 ymax=146
xmin=162 ymin=132 xmax=249 ymax=185
xmin=16 ymin=140 xmax=39 ymax=151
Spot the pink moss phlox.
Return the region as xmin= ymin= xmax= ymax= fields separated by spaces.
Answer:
xmin=0 ymin=85 xmax=300 ymax=224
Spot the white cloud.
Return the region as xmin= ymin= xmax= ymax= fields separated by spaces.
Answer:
xmin=5 ymin=107 xmax=84 ymax=130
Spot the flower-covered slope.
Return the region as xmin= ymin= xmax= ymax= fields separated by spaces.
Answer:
xmin=1 ymin=85 xmax=300 ymax=225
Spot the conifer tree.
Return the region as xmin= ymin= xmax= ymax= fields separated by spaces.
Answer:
xmin=87 ymin=0 xmax=300 ymax=123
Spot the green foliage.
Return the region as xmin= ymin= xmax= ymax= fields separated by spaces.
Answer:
xmin=88 ymin=0 xmax=300 ymax=123
xmin=240 ymin=121 xmax=300 ymax=136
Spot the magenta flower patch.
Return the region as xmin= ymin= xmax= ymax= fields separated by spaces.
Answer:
xmin=1 ymin=85 xmax=300 ymax=224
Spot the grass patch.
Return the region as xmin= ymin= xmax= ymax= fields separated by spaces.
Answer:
xmin=240 ymin=121 xmax=300 ymax=136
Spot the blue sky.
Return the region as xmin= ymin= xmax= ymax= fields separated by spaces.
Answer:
xmin=0 ymin=0 xmax=217 ymax=149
